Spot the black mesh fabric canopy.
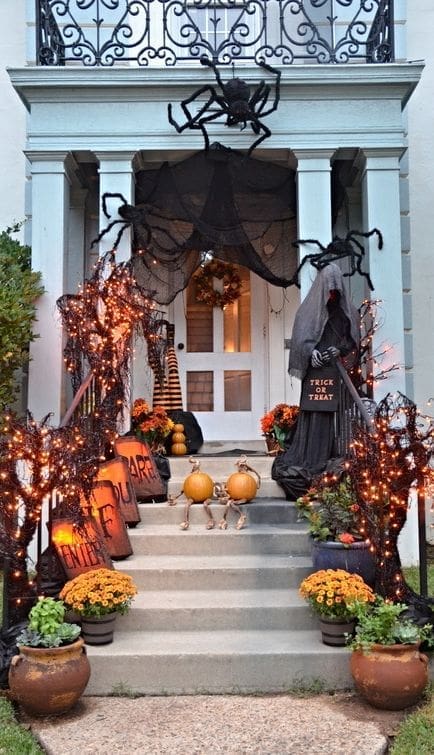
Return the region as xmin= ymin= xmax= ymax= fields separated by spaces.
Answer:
xmin=128 ymin=145 xmax=297 ymax=304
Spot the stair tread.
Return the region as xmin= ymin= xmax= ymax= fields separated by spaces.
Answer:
xmin=85 ymin=629 xmax=343 ymax=656
xmin=128 ymin=523 xmax=307 ymax=536
xmin=123 ymin=588 xmax=306 ymax=609
xmin=116 ymin=553 xmax=313 ymax=570
xmin=138 ymin=498 xmax=294 ymax=508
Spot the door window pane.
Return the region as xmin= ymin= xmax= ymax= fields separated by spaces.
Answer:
xmin=186 ymin=278 xmax=213 ymax=352
xmin=187 ymin=371 xmax=214 ymax=412
xmin=224 ymin=371 xmax=251 ymax=411
xmin=224 ymin=267 xmax=251 ymax=353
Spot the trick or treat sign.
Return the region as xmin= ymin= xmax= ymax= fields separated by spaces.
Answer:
xmin=114 ymin=436 xmax=166 ymax=501
xmin=97 ymin=456 xmax=141 ymax=527
xmin=81 ymin=480 xmax=133 ymax=561
xmin=300 ymin=365 xmax=339 ymax=412
xmin=51 ymin=516 xmax=113 ymax=579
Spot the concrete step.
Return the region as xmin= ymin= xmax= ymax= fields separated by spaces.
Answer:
xmin=135 ymin=499 xmax=300 ymax=525
xmin=126 ymin=523 xmax=311 ymax=556
xmin=85 ymin=629 xmax=353 ymax=695
xmin=166 ymin=454 xmax=282 ymax=499
xmin=116 ymin=554 xmax=313 ymax=590
xmin=117 ymin=588 xmax=317 ymax=632
xmin=167 ymin=478 xmax=282 ymax=498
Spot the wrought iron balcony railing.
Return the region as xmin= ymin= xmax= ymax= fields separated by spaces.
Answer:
xmin=36 ymin=0 xmax=394 ymax=67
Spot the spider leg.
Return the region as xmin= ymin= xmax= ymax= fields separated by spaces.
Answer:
xmin=168 ymin=86 xmax=219 ymax=133
xmin=200 ymin=55 xmax=226 ymax=93
xmin=255 ymin=61 xmax=281 ymax=116
xmin=250 ymin=83 xmax=271 ymax=115
xmin=90 ymin=220 xmax=129 ymax=249
xmin=101 ymin=192 xmax=128 ymax=219
xmin=197 ymin=109 xmax=233 ymax=150
xmin=246 ymin=122 xmax=271 ymax=156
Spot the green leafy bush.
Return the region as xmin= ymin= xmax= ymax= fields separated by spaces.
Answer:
xmin=0 ymin=224 xmax=43 ymax=409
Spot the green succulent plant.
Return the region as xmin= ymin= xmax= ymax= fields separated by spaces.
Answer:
xmin=17 ymin=597 xmax=81 ymax=648
xmin=348 ymin=596 xmax=433 ymax=652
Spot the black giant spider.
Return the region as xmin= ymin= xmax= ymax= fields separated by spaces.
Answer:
xmin=168 ymin=56 xmax=281 ymax=156
xmin=291 ymin=228 xmax=383 ymax=290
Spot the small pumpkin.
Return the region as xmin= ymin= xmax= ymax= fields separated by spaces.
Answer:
xmin=173 ymin=423 xmax=185 ymax=433
xmin=226 ymin=471 xmax=258 ymax=501
xmin=172 ymin=432 xmax=186 ymax=444
xmin=184 ymin=468 xmax=214 ymax=502
xmin=172 ymin=442 xmax=187 ymax=455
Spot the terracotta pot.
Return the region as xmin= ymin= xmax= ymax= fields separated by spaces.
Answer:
xmin=8 ymin=638 xmax=90 ymax=716
xmin=350 ymin=643 xmax=429 ymax=710
xmin=81 ymin=612 xmax=117 ymax=645
xmin=319 ymin=616 xmax=356 ymax=646
xmin=311 ymin=540 xmax=375 ymax=587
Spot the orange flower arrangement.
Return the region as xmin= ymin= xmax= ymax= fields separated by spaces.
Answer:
xmin=260 ymin=403 xmax=299 ymax=448
xmin=299 ymin=569 xmax=375 ymax=619
xmin=60 ymin=568 xmax=137 ymax=618
xmin=131 ymin=398 xmax=174 ymax=450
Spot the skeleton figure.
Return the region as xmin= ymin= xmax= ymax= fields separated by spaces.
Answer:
xmin=213 ymin=482 xmax=247 ymax=531
xmin=168 ymin=56 xmax=281 ymax=156
xmin=168 ymin=457 xmax=216 ymax=531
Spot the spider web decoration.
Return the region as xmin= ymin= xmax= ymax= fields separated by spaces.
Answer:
xmin=292 ymin=229 xmax=383 ymax=290
xmin=348 ymin=393 xmax=434 ymax=622
xmin=93 ymin=145 xmax=298 ymax=305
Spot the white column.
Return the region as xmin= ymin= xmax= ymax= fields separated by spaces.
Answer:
xmin=95 ymin=152 xmax=135 ymax=264
xmin=362 ymin=149 xmax=406 ymax=398
xmin=293 ymin=150 xmax=334 ymax=299
xmin=26 ymin=152 xmax=70 ymax=423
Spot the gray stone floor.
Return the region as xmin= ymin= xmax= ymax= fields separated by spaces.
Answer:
xmin=21 ymin=693 xmax=408 ymax=754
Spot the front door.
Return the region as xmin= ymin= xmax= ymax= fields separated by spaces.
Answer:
xmin=171 ymin=265 xmax=267 ymax=441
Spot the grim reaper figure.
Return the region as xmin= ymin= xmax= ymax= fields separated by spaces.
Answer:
xmin=272 ymin=263 xmax=360 ymax=499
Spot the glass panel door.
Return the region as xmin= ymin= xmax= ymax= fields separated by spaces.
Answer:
xmin=172 ymin=265 xmax=266 ymax=441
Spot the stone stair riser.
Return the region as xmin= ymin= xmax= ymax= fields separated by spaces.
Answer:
xmin=135 ymin=502 xmax=300 ymax=526
xmin=117 ymin=605 xmax=318 ymax=632
xmin=168 ymin=479 xmax=282 ymax=498
xmin=85 ymin=651 xmax=353 ymax=696
xmin=126 ymin=532 xmax=311 ymax=557
xmin=116 ymin=563 xmax=313 ymax=590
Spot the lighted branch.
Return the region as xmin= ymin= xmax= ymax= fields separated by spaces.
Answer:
xmin=0 ymin=413 xmax=103 ymax=624
xmin=348 ymin=393 xmax=434 ymax=622
xmin=350 ymin=299 xmax=401 ymax=395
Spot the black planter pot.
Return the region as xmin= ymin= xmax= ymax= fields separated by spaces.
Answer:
xmin=311 ymin=539 xmax=375 ymax=587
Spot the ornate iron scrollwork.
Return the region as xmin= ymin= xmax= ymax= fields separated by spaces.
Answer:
xmin=36 ymin=0 xmax=394 ymax=67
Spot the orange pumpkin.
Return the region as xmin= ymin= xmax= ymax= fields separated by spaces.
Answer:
xmin=226 ymin=471 xmax=258 ymax=501
xmin=173 ymin=423 xmax=185 ymax=433
xmin=172 ymin=442 xmax=187 ymax=455
xmin=172 ymin=432 xmax=186 ymax=444
xmin=184 ymin=470 xmax=214 ymax=502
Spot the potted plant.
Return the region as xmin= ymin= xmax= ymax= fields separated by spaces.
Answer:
xmin=260 ymin=403 xmax=299 ymax=453
xmin=59 ymin=567 xmax=137 ymax=645
xmin=130 ymin=398 xmax=174 ymax=452
xmin=299 ymin=568 xmax=375 ymax=646
xmin=8 ymin=596 xmax=90 ymax=716
xmin=295 ymin=475 xmax=375 ymax=585
xmin=348 ymin=596 xmax=433 ymax=710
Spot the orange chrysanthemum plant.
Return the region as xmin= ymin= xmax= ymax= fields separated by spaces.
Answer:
xmin=60 ymin=568 xmax=137 ymax=618
xmin=299 ymin=569 xmax=375 ymax=620
xmin=130 ymin=398 xmax=174 ymax=451
xmin=260 ymin=403 xmax=299 ymax=449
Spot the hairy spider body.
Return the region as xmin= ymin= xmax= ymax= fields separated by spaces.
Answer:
xmin=167 ymin=57 xmax=281 ymax=156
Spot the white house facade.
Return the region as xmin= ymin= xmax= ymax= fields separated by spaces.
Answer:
xmin=3 ymin=1 xmax=429 ymax=452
